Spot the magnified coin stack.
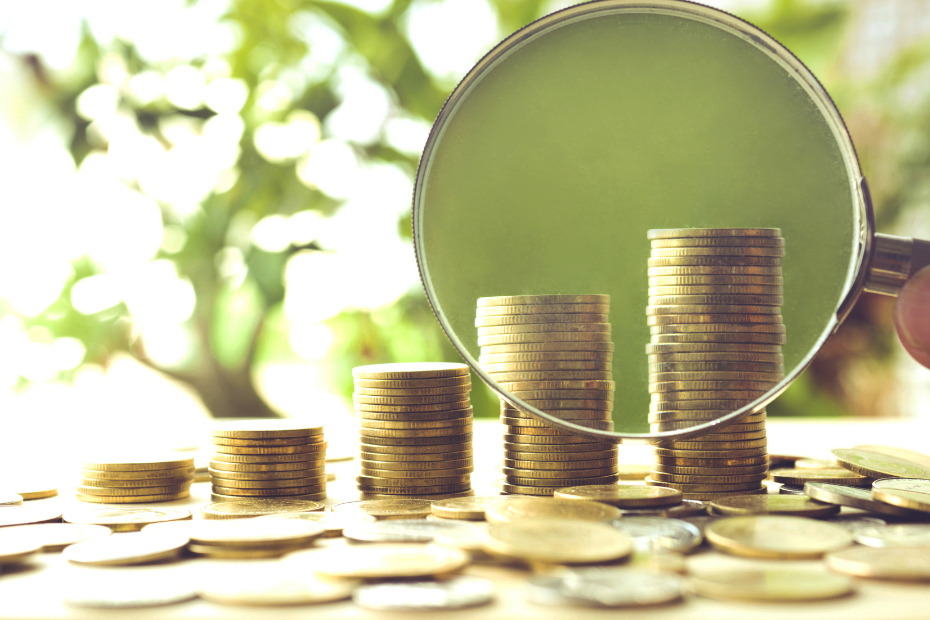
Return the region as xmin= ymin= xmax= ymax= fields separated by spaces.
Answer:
xmin=353 ymin=363 xmax=474 ymax=500
xmin=475 ymin=294 xmax=619 ymax=496
xmin=645 ymin=228 xmax=786 ymax=500
xmin=77 ymin=454 xmax=195 ymax=503
xmin=209 ymin=420 xmax=327 ymax=502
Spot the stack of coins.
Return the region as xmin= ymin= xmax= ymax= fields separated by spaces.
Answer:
xmin=475 ymin=294 xmax=619 ymax=496
xmin=77 ymin=454 xmax=195 ymax=503
xmin=645 ymin=228 xmax=786 ymax=500
xmin=209 ymin=421 xmax=327 ymax=502
xmin=353 ymin=363 xmax=474 ymax=499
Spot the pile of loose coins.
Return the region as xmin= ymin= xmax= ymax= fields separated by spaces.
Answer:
xmin=645 ymin=228 xmax=786 ymax=500
xmin=475 ymin=294 xmax=619 ymax=496
xmin=352 ymin=363 xmax=474 ymax=499
xmin=77 ymin=454 xmax=195 ymax=503
xmin=209 ymin=420 xmax=327 ymax=502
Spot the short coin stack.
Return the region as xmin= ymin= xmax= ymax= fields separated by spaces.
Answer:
xmin=475 ymin=294 xmax=619 ymax=496
xmin=209 ymin=420 xmax=327 ymax=502
xmin=78 ymin=454 xmax=195 ymax=503
xmin=645 ymin=228 xmax=786 ymax=500
xmin=353 ymin=363 xmax=474 ymax=499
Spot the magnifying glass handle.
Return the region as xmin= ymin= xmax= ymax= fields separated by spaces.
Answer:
xmin=865 ymin=233 xmax=930 ymax=296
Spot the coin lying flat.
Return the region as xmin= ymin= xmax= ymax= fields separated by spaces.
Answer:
xmin=619 ymin=500 xmax=707 ymax=519
xmin=333 ymin=499 xmax=433 ymax=520
xmin=63 ymin=532 xmax=189 ymax=565
xmin=478 ymin=294 xmax=610 ymax=307
xmin=705 ymin=516 xmax=852 ymax=559
xmin=553 ymin=485 xmax=681 ymax=508
xmin=343 ymin=519 xmax=474 ymax=544
xmin=353 ymin=363 xmax=470 ymax=380
xmin=9 ymin=483 xmax=58 ymax=500
xmin=832 ymin=448 xmax=930 ymax=479
xmin=485 ymin=497 xmax=621 ymax=524
xmin=709 ymin=494 xmax=840 ymax=518
xmin=201 ymin=499 xmax=323 ymax=520
xmin=825 ymin=547 xmax=930 ymax=580
xmin=0 ymin=523 xmax=111 ymax=552
xmin=0 ymin=493 xmax=23 ymax=506
xmin=484 ymin=519 xmax=632 ymax=564
xmin=871 ymin=478 xmax=930 ymax=513
xmin=0 ymin=538 xmax=41 ymax=564
xmin=826 ymin=515 xmax=887 ymax=533
xmin=62 ymin=507 xmax=192 ymax=532
xmin=63 ymin=574 xmax=197 ymax=608
xmin=852 ymin=445 xmax=930 ymax=469
xmin=769 ymin=467 xmax=870 ymax=487
xmin=298 ymin=543 xmax=470 ymax=579
xmin=191 ymin=517 xmax=325 ymax=548
xmin=525 ymin=567 xmax=683 ymax=608
xmin=689 ymin=569 xmax=853 ymax=601
xmin=853 ymin=524 xmax=930 ymax=548
xmin=354 ymin=576 xmax=494 ymax=611
xmin=81 ymin=454 xmax=195 ymax=471
xmin=0 ymin=503 xmax=63 ymax=528
xmin=431 ymin=497 xmax=506 ymax=521
xmin=199 ymin=569 xmax=355 ymax=606
xmin=610 ymin=517 xmax=702 ymax=553
xmin=803 ymin=482 xmax=921 ymax=518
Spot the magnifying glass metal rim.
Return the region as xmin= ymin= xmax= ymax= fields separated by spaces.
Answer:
xmin=412 ymin=0 xmax=870 ymax=444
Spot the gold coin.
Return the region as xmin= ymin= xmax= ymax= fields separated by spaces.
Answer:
xmin=0 ymin=504 xmax=63 ymax=527
xmin=354 ymin=384 xmax=471 ymax=396
xmin=209 ymin=459 xmax=325 ymax=472
xmin=648 ymin=256 xmax=782 ymax=268
xmin=475 ymin=313 xmax=608 ymax=327
xmin=650 ymin=332 xmax=786 ymax=344
xmin=851 ymin=445 xmax=930 ymax=470
xmin=503 ymin=433 xmax=609 ymax=446
xmin=207 ymin=467 xmax=323 ymax=480
xmin=211 ymin=446 xmax=327 ymax=461
xmin=659 ymin=430 xmax=767 ymax=442
xmin=503 ymin=441 xmax=615 ymax=453
xmin=649 ymin=415 xmax=765 ymax=428
xmin=353 ymin=393 xmax=471 ymax=405
xmin=213 ymin=444 xmax=326 ymax=456
xmin=485 ymin=497 xmax=621 ymax=524
xmin=681 ymin=489 xmax=766 ymax=501
xmin=649 ymin=370 xmax=782 ymax=382
xmin=502 ymin=467 xmax=618 ymax=480
xmin=503 ymin=418 xmax=612 ymax=431
xmin=81 ymin=454 xmax=195 ymax=472
xmin=359 ymin=425 xmax=472 ymax=439
xmin=645 ymin=478 xmax=761 ymax=493
xmin=360 ymin=418 xmax=472 ymax=430
xmin=503 ymin=408 xmax=613 ymax=421
xmin=212 ymin=420 xmax=323 ymax=439
xmin=649 ymin=295 xmax=784 ymax=307
xmin=648 ymin=314 xmax=782 ymax=326
xmin=655 ymin=439 xmax=767 ymax=451
xmin=709 ymin=494 xmax=839 ymax=518
xmin=360 ymin=435 xmax=472 ymax=450
xmin=648 ymin=266 xmax=783 ymax=276
xmin=654 ymin=455 xmax=768 ymax=467
xmin=353 ymin=401 xmax=471 ymax=413
xmin=356 ymin=473 xmax=469 ymax=486
xmin=648 ymin=228 xmax=781 ymax=239
xmin=505 ymin=399 xmax=612 ymax=411
xmin=502 ymin=449 xmax=617 ymax=462
xmin=430 ymin=496 xmax=507 ymax=520
xmin=359 ymin=467 xmax=473 ymax=479
xmin=483 ymin=361 xmax=612 ymax=373
xmin=802 ymin=482 xmax=920 ymax=518
xmin=553 ymin=484 xmax=681 ymax=507
xmin=650 ymin=324 xmax=785 ymax=336
xmin=201 ymin=499 xmax=323 ymax=520
xmin=490 ymin=371 xmax=613 ymax=382
xmin=506 ymin=425 xmax=600 ymax=437
xmin=651 ymin=419 xmax=764 ymax=431
xmin=76 ymin=491 xmax=190 ymax=504
xmin=653 ymin=447 xmax=767 ymax=459
xmin=825 ymin=547 xmax=930 ymax=580
xmin=62 ymin=507 xmax=191 ymax=531
xmin=197 ymin=570 xmax=356 ymax=605
xmin=650 ymin=286 xmax=783 ymax=299
xmin=478 ymin=332 xmax=612 ymax=347
xmin=768 ymin=468 xmax=870 ymax=487
xmin=650 ymin=382 xmax=774 ymax=394
xmin=354 ymin=376 xmax=471 ymax=389
xmin=62 ymin=532 xmax=188 ymax=566
xmin=649 ymin=362 xmax=783 ymax=374
xmin=506 ymin=389 xmax=614 ymax=400
xmin=647 ymin=305 xmax=781 ymax=317
xmin=475 ymin=304 xmax=610 ymax=316
xmin=648 ymin=277 xmax=783 ymax=290
xmin=689 ymin=569 xmax=852 ymax=602
xmin=332 ymin=499 xmax=433 ymax=519
xmin=705 ymin=515 xmax=852 ymax=559
xmin=356 ymin=409 xmax=472 ymax=422
xmin=76 ymin=484 xmax=191 ymax=496
xmin=211 ymin=484 xmax=324 ymax=497
xmin=213 ymin=491 xmax=326 ymax=502
xmin=210 ymin=475 xmax=324 ymax=489
xmin=188 ymin=543 xmax=306 ymax=558
xmin=649 ymin=399 xmax=762 ymax=411
xmin=498 ymin=484 xmax=554 ymax=496
xmin=484 ymin=519 xmax=632 ymax=564
xmin=480 ymin=352 xmax=613 ymax=364
xmin=481 ymin=342 xmax=615 ymax=354
xmin=871 ymin=479 xmax=930 ymax=514
xmin=499 ymin=380 xmax=614 ymax=391
xmin=352 ymin=362 xmax=469 ymax=380
xmin=478 ymin=322 xmax=611 ymax=336
xmin=190 ymin=517 xmax=324 ymax=548
xmin=360 ymin=458 xmax=473 ymax=471
xmin=211 ymin=436 xmax=316 ymax=447
xmin=652 ymin=352 xmax=783 ymax=365
xmin=651 ymin=390 xmax=766 ymax=402
xmin=255 ymin=511 xmax=367 ymax=538
xmin=77 ymin=466 xmax=195 ymax=480
xmin=831 ymin=448 xmax=930 ymax=479
xmin=10 ymin=483 xmax=58 ymax=500
xmin=359 ymin=448 xmax=473 ymax=461
xmin=646 ymin=343 xmax=782 ymax=355
xmin=356 ymin=483 xmax=472 ymax=495
xmin=477 ymin=294 xmax=610 ymax=307
xmin=650 ymin=247 xmax=784 ymax=258
xmin=652 ymin=463 xmax=768 ymax=476
xmin=652 ymin=238 xmax=784 ymax=249
xmin=648 ymin=472 xmax=766 ymax=485
xmin=301 ymin=543 xmax=469 ymax=579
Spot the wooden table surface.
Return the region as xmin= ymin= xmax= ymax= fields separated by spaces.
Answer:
xmin=3 ymin=416 xmax=930 ymax=620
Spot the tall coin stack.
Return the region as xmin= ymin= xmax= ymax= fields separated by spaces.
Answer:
xmin=645 ymin=228 xmax=786 ymax=501
xmin=209 ymin=421 xmax=327 ymax=502
xmin=78 ymin=454 xmax=195 ymax=503
xmin=353 ymin=363 xmax=474 ymax=500
xmin=476 ymin=294 xmax=620 ymax=496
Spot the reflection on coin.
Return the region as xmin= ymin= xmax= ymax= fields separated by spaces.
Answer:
xmin=689 ymin=569 xmax=853 ymax=601
xmin=343 ymin=519 xmax=473 ymax=544
xmin=709 ymin=494 xmax=840 ymax=518
xmin=619 ymin=500 xmax=707 ymax=519
xmin=0 ymin=523 xmax=111 ymax=552
xmin=831 ymin=448 xmax=930 ymax=480
xmin=478 ymin=294 xmax=610 ymax=307
xmin=803 ymin=482 xmax=921 ymax=518
xmin=705 ymin=516 xmax=852 ymax=559
xmin=553 ymin=485 xmax=681 ymax=508
xmin=485 ymin=497 xmax=621 ymax=524
xmin=610 ymin=517 xmax=702 ymax=553
xmin=333 ymin=499 xmax=434 ymax=520
xmin=525 ymin=568 xmax=684 ymax=608
xmin=852 ymin=445 xmax=930 ymax=470
xmin=854 ymin=524 xmax=930 ymax=548
xmin=199 ymin=570 xmax=356 ymax=606
xmin=871 ymin=478 xmax=930 ymax=513
xmin=62 ymin=507 xmax=192 ymax=532
xmin=353 ymin=362 xmax=469 ymax=379
xmin=484 ymin=519 xmax=632 ymax=564
xmin=826 ymin=515 xmax=887 ymax=533
xmin=201 ymin=499 xmax=323 ymax=520
xmin=299 ymin=543 xmax=470 ymax=579
xmin=431 ymin=497 xmax=506 ymax=521
xmin=353 ymin=576 xmax=494 ymax=611
xmin=769 ymin=468 xmax=870 ymax=487
xmin=63 ymin=532 xmax=188 ymax=565
xmin=825 ymin=547 xmax=930 ymax=580
xmin=63 ymin=573 xmax=197 ymax=608
xmin=82 ymin=454 xmax=195 ymax=471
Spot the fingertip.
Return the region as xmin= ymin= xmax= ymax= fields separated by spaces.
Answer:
xmin=894 ymin=265 xmax=930 ymax=368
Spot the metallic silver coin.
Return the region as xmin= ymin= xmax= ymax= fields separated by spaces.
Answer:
xmin=803 ymin=482 xmax=923 ymax=518
xmin=342 ymin=518 xmax=474 ymax=544
xmin=618 ymin=500 xmax=707 ymax=519
xmin=826 ymin=515 xmax=887 ymax=533
xmin=353 ymin=576 xmax=494 ymax=611
xmin=854 ymin=524 xmax=930 ymax=548
xmin=609 ymin=518 xmax=702 ymax=553
xmin=524 ymin=567 xmax=684 ymax=608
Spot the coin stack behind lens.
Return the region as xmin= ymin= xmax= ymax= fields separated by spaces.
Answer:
xmin=353 ymin=363 xmax=474 ymax=500
xmin=78 ymin=455 xmax=195 ymax=503
xmin=209 ymin=421 xmax=327 ymax=502
xmin=645 ymin=228 xmax=786 ymax=501
xmin=476 ymin=294 xmax=619 ymax=496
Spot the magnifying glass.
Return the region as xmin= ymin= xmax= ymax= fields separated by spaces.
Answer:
xmin=412 ymin=0 xmax=930 ymax=444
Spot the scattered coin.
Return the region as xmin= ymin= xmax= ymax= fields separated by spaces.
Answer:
xmin=354 ymin=576 xmax=494 ymax=611
xmin=618 ymin=499 xmax=707 ymax=519
xmin=485 ymin=497 xmax=621 ymax=524
xmin=825 ymin=547 xmax=930 ymax=580
xmin=0 ymin=537 xmax=41 ymax=564
xmin=63 ymin=573 xmax=197 ymax=608
xmin=689 ymin=569 xmax=853 ymax=601
xmin=300 ymin=543 xmax=470 ymax=579
xmin=826 ymin=515 xmax=887 ymax=533
xmin=81 ymin=454 xmax=195 ymax=471
xmin=854 ymin=524 xmax=930 ymax=548
xmin=705 ymin=515 xmax=852 ymax=559
xmin=8 ymin=482 xmax=58 ymax=500
xmin=769 ymin=467 xmax=870 ymax=487
xmin=0 ymin=493 xmax=23 ymax=506
xmin=831 ymin=447 xmax=930 ymax=479
xmin=190 ymin=517 xmax=324 ymax=549
xmin=553 ymin=485 xmax=682 ymax=508
xmin=709 ymin=494 xmax=840 ymax=518
xmin=852 ymin=445 xmax=930 ymax=469
xmin=431 ymin=496 xmax=506 ymax=520
xmin=343 ymin=519 xmax=474 ymax=544
xmin=484 ymin=519 xmax=632 ymax=564
xmin=525 ymin=567 xmax=683 ymax=608
xmin=0 ymin=523 xmax=111 ymax=552
xmin=871 ymin=478 xmax=930 ymax=513
xmin=333 ymin=499 xmax=433 ymax=520
xmin=610 ymin=517 xmax=702 ymax=553
xmin=255 ymin=511 xmax=368 ymax=538
xmin=63 ymin=532 xmax=189 ymax=565
xmin=0 ymin=503 xmax=63 ymax=528
xmin=62 ymin=507 xmax=192 ymax=532
xmin=198 ymin=570 xmax=357 ymax=606
xmin=803 ymin=482 xmax=922 ymax=518
xmin=201 ymin=499 xmax=323 ymax=520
